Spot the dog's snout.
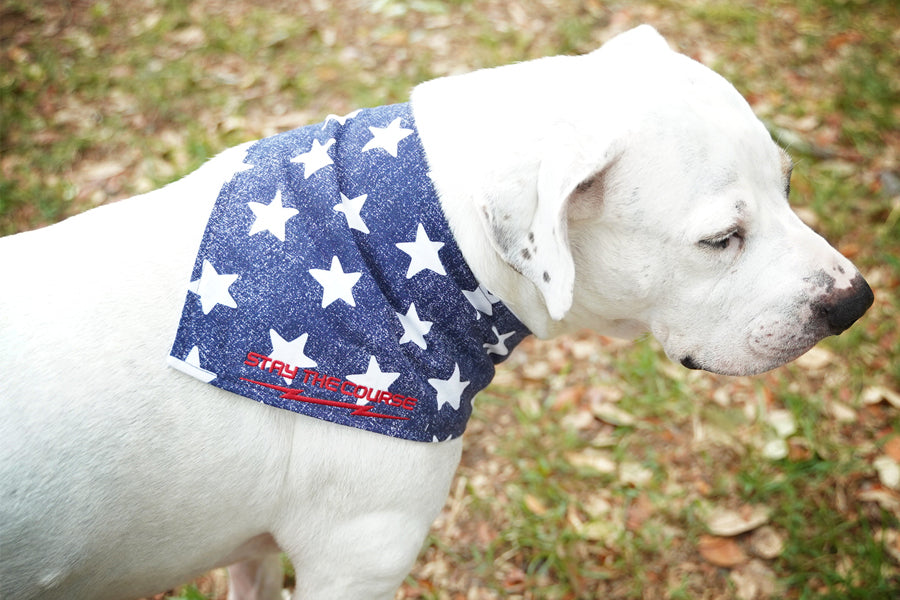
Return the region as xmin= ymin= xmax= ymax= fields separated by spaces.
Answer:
xmin=813 ymin=274 xmax=874 ymax=335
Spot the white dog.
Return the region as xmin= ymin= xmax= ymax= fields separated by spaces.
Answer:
xmin=0 ymin=25 xmax=872 ymax=600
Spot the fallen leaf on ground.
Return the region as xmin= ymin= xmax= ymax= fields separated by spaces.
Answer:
xmin=795 ymin=346 xmax=833 ymax=370
xmin=80 ymin=160 xmax=128 ymax=182
xmin=591 ymin=402 xmax=636 ymax=426
xmin=703 ymin=505 xmax=770 ymax=537
xmin=626 ymin=493 xmax=654 ymax=531
xmin=552 ymin=385 xmax=585 ymax=409
xmin=524 ymin=493 xmax=548 ymax=516
xmin=698 ymin=535 xmax=748 ymax=567
xmin=729 ymin=559 xmax=778 ymax=600
xmin=620 ymin=461 xmax=653 ymax=486
xmin=564 ymin=448 xmax=617 ymax=474
xmin=878 ymin=528 xmax=900 ymax=564
xmin=884 ymin=437 xmax=900 ymax=463
xmin=502 ymin=566 xmax=527 ymax=591
xmin=862 ymin=386 xmax=900 ymax=409
xmin=580 ymin=520 xmax=622 ymax=544
xmin=857 ymin=486 xmax=900 ymax=515
xmin=827 ymin=400 xmax=857 ymax=423
xmin=761 ymin=438 xmax=788 ymax=460
xmin=874 ymin=456 xmax=900 ymax=489
xmin=749 ymin=526 xmax=785 ymax=559
xmin=560 ymin=409 xmax=595 ymax=431
xmin=766 ymin=409 xmax=796 ymax=438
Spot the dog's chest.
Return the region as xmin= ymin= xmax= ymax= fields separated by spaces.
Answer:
xmin=168 ymin=103 xmax=528 ymax=442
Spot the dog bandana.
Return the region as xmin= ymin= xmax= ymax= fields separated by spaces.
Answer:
xmin=168 ymin=103 xmax=529 ymax=442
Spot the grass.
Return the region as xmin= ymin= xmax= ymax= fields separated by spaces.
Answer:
xmin=737 ymin=455 xmax=898 ymax=599
xmin=2 ymin=0 xmax=898 ymax=599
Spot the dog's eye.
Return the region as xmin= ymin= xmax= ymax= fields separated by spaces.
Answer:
xmin=699 ymin=230 xmax=742 ymax=251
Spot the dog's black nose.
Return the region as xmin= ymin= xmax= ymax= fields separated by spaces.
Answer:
xmin=814 ymin=274 xmax=874 ymax=335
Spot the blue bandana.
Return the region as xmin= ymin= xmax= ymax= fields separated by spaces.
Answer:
xmin=168 ymin=103 xmax=529 ymax=442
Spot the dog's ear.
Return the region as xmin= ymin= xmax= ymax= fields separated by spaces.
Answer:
xmin=592 ymin=25 xmax=671 ymax=61
xmin=478 ymin=138 xmax=620 ymax=321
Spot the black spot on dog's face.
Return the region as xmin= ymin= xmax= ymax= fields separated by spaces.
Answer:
xmin=543 ymin=271 xmax=551 ymax=283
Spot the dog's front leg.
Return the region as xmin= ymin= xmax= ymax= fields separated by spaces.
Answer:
xmin=284 ymin=511 xmax=433 ymax=599
xmin=227 ymin=554 xmax=283 ymax=600
xmin=270 ymin=422 xmax=463 ymax=600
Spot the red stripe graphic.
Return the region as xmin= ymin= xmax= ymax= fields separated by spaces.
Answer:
xmin=239 ymin=378 xmax=409 ymax=421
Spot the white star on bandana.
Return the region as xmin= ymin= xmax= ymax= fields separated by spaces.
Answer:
xmin=397 ymin=303 xmax=433 ymax=349
xmin=187 ymin=260 xmax=239 ymax=315
xmin=429 ymin=364 xmax=470 ymax=411
xmin=309 ymin=256 xmax=362 ymax=308
xmin=291 ymin=138 xmax=335 ymax=178
xmin=333 ymin=192 xmax=369 ymax=234
xmin=169 ymin=346 xmax=216 ymax=383
xmin=247 ymin=190 xmax=298 ymax=242
xmin=346 ymin=356 xmax=401 ymax=405
xmin=484 ymin=326 xmax=516 ymax=356
xmin=463 ymin=284 xmax=501 ymax=319
xmin=362 ymin=117 xmax=414 ymax=157
xmin=396 ymin=223 xmax=446 ymax=278
xmin=268 ymin=329 xmax=317 ymax=383
xmin=322 ymin=109 xmax=361 ymax=129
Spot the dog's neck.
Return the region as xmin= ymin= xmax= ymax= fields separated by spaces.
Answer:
xmin=411 ymin=53 xmax=614 ymax=339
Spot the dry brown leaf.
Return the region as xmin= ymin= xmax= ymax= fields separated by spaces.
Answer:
xmin=857 ymin=487 xmax=900 ymax=515
xmin=749 ymin=526 xmax=785 ymax=559
xmin=698 ymin=535 xmax=748 ymax=567
xmin=566 ymin=503 xmax=584 ymax=531
xmin=502 ymin=566 xmax=527 ymax=591
xmin=795 ymin=346 xmax=833 ymax=370
xmin=761 ymin=438 xmax=788 ymax=460
xmin=521 ymin=361 xmax=552 ymax=381
xmin=878 ymin=528 xmax=900 ymax=564
xmin=874 ymin=456 xmax=900 ymax=490
xmin=560 ymin=409 xmax=595 ymax=431
xmin=704 ymin=505 xmax=771 ymax=537
xmin=582 ymin=496 xmax=613 ymax=519
xmin=862 ymin=386 xmax=900 ymax=409
xmin=524 ymin=493 xmax=548 ymax=516
xmin=579 ymin=520 xmax=622 ymax=544
xmin=620 ymin=462 xmax=654 ymax=486
xmin=729 ymin=559 xmax=778 ymax=600
xmin=552 ymin=385 xmax=585 ymax=410
xmin=827 ymin=400 xmax=857 ymax=423
xmin=80 ymin=160 xmax=128 ymax=182
xmin=884 ymin=437 xmax=900 ymax=463
xmin=626 ymin=493 xmax=655 ymax=531
xmin=591 ymin=402 xmax=636 ymax=426
xmin=766 ymin=409 xmax=796 ymax=438
xmin=788 ymin=439 xmax=813 ymax=461
xmin=564 ymin=448 xmax=616 ymax=474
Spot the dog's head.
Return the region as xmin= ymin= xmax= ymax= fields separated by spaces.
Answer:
xmin=414 ymin=25 xmax=873 ymax=376
xmin=561 ymin=104 xmax=873 ymax=376
xmin=554 ymin=27 xmax=873 ymax=375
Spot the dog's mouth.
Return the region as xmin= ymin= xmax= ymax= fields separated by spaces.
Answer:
xmin=678 ymin=338 xmax=820 ymax=377
xmin=680 ymin=356 xmax=702 ymax=370
xmin=659 ymin=320 xmax=823 ymax=376
xmin=679 ymin=353 xmax=787 ymax=377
